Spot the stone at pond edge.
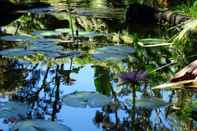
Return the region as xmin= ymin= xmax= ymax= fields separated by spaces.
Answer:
xmin=62 ymin=91 xmax=111 ymax=108
xmin=11 ymin=120 xmax=71 ymax=131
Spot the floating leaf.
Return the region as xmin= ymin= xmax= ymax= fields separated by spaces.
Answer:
xmin=30 ymin=42 xmax=63 ymax=52
xmin=0 ymin=48 xmax=34 ymax=57
xmin=78 ymin=31 xmax=108 ymax=38
xmin=0 ymin=102 xmax=29 ymax=118
xmin=62 ymin=91 xmax=111 ymax=108
xmin=92 ymin=45 xmax=134 ymax=61
xmin=55 ymin=28 xmax=72 ymax=33
xmin=11 ymin=120 xmax=71 ymax=131
xmin=32 ymin=31 xmax=62 ymax=38
xmin=24 ymin=7 xmax=54 ymax=14
xmin=0 ymin=40 xmax=81 ymax=59
xmin=54 ymin=50 xmax=81 ymax=59
xmin=125 ymin=97 xmax=167 ymax=109
xmin=0 ymin=35 xmax=33 ymax=42
xmin=55 ymin=28 xmax=108 ymax=38
xmin=32 ymin=38 xmax=60 ymax=44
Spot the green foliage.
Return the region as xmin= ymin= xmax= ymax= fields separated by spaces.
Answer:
xmin=189 ymin=1 xmax=197 ymax=18
xmin=173 ymin=20 xmax=197 ymax=64
xmin=94 ymin=66 xmax=112 ymax=96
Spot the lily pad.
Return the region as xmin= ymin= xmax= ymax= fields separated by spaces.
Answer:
xmin=55 ymin=28 xmax=108 ymax=38
xmin=0 ymin=35 xmax=33 ymax=42
xmin=30 ymin=42 xmax=63 ymax=52
xmin=32 ymin=38 xmax=60 ymax=44
xmin=62 ymin=91 xmax=111 ymax=108
xmin=55 ymin=28 xmax=73 ymax=34
xmin=0 ymin=101 xmax=29 ymax=118
xmin=32 ymin=31 xmax=62 ymax=38
xmin=11 ymin=120 xmax=71 ymax=131
xmin=92 ymin=45 xmax=134 ymax=61
xmin=125 ymin=97 xmax=167 ymax=109
xmin=78 ymin=31 xmax=108 ymax=38
xmin=0 ymin=48 xmax=35 ymax=57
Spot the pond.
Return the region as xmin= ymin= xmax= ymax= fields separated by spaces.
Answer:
xmin=0 ymin=0 xmax=197 ymax=131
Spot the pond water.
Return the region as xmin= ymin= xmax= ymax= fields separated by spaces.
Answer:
xmin=0 ymin=0 xmax=197 ymax=131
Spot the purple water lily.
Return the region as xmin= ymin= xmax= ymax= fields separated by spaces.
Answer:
xmin=119 ymin=70 xmax=148 ymax=84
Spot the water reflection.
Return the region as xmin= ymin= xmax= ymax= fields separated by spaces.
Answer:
xmin=0 ymin=53 xmax=197 ymax=130
xmin=0 ymin=0 xmax=197 ymax=131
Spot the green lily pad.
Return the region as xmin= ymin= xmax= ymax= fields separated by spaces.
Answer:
xmin=30 ymin=42 xmax=63 ymax=52
xmin=0 ymin=102 xmax=29 ymax=118
xmin=78 ymin=31 xmax=108 ymax=38
xmin=0 ymin=35 xmax=33 ymax=42
xmin=32 ymin=31 xmax=62 ymax=38
xmin=11 ymin=120 xmax=71 ymax=131
xmin=125 ymin=96 xmax=167 ymax=109
xmin=62 ymin=91 xmax=111 ymax=108
xmin=0 ymin=48 xmax=35 ymax=57
xmin=92 ymin=45 xmax=134 ymax=61
xmin=55 ymin=28 xmax=72 ymax=34
xmin=55 ymin=28 xmax=108 ymax=38
xmin=32 ymin=38 xmax=60 ymax=44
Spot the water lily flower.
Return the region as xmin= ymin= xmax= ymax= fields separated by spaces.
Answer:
xmin=119 ymin=70 xmax=148 ymax=84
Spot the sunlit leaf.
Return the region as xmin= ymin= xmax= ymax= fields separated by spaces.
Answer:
xmin=0 ymin=35 xmax=33 ymax=42
xmin=32 ymin=31 xmax=62 ymax=38
xmin=62 ymin=91 xmax=111 ymax=108
xmin=55 ymin=28 xmax=72 ymax=33
xmin=92 ymin=45 xmax=134 ymax=61
xmin=152 ymin=80 xmax=194 ymax=90
xmin=138 ymin=38 xmax=171 ymax=47
xmin=78 ymin=31 xmax=108 ymax=38
xmin=0 ymin=102 xmax=29 ymax=118
xmin=125 ymin=97 xmax=167 ymax=109
xmin=11 ymin=120 xmax=71 ymax=131
xmin=139 ymin=38 xmax=166 ymax=44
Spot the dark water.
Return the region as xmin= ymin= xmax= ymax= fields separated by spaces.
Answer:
xmin=0 ymin=0 xmax=197 ymax=131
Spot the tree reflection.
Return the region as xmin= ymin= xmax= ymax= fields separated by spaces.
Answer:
xmin=0 ymin=57 xmax=27 ymax=95
xmin=93 ymin=65 xmax=112 ymax=96
xmin=9 ymin=58 xmax=82 ymax=121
